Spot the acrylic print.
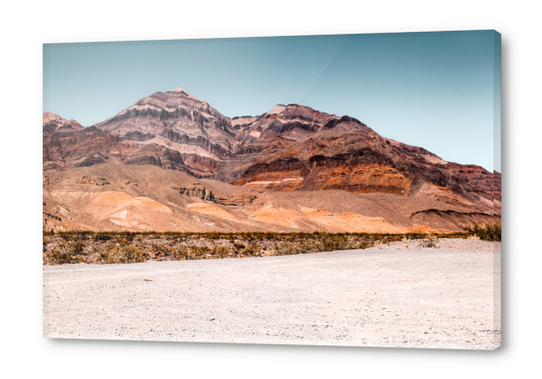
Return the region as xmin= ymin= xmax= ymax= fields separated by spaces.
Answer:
xmin=43 ymin=30 xmax=501 ymax=349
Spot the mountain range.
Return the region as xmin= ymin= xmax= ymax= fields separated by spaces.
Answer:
xmin=43 ymin=87 xmax=501 ymax=233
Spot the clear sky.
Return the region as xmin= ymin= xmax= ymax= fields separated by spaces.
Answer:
xmin=43 ymin=30 xmax=501 ymax=172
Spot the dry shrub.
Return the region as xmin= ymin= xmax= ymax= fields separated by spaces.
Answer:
xmin=173 ymin=246 xmax=191 ymax=260
xmin=241 ymin=244 xmax=261 ymax=257
xmin=49 ymin=240 xmax=86 ymax=265
xmin=50 ymin=249 xmax=78 ymax=265
xmin=463 ymin=223 xmax=501 ymax=241
xmin=210 ymin=246 xmax=230 ymax=258
xmin=47 ymin=230 xmax=484 ymax=265
xmin=273 ymin=242 xmax=314 ymax=255
xmin=318 ymin=234 xmax=348 ymax=251
xmin=100 ymin=245 xmax=148 ymax=264
xmin=189 ymin=245 xmax=210 ymax=257
xmin=93 ymin=232 xmax=113 ymax=241
xmin=419 ymin=234 xmax=439 ymax=248
xmin=153 ymin=244 xmax=175 ymax=257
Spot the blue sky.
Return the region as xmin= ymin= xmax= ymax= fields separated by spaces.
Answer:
xmin=43 ymin=30 xmax=501 ymax=171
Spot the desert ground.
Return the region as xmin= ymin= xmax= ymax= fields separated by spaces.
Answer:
xmin=43 ymin=238 xmax=500 ymax=349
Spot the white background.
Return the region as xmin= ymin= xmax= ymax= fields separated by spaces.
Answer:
xmin=0 ymin=1 xmax=540 ymax=378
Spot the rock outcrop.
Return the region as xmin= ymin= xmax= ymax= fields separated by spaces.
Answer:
xmin=169 ymin=185 xmax=257 ymax=207
xmin=43 ymin=112 xmax=84 ymax=135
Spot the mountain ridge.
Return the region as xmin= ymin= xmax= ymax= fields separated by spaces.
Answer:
xmin=43 ymin=87 xmax=500 ymax=233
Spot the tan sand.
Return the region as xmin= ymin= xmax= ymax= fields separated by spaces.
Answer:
xmin=43 ymin=239 xmax=500 ymax=349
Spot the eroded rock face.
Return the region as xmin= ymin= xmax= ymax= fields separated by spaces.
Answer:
xmin=410 ymin=209 xmax=499 ymax=231
xmin=214 ymin=104 xmax=374 ymax=183
xmin=43 ymin=126 xmax=127 ymax=171
xmin=43 ymin=112 xmax=84 ymax=135
xmin=93 ymin=88 xmax=236 ymax=176
xmin=43 ymin=115 xmax=196 ymax=174
xmin=169 ymin=185 xmax=256 ymax=207
xmin=229 ymin=122 xmax=499 ymax=205
xmin=445 ymin=163 xmax=502 ymax=202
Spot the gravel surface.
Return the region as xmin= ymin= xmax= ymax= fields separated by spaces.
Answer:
xmin=43 ymin=239 xmax=501 ymax=349
xmin=376 ymin=237 xmax=499 ymax=251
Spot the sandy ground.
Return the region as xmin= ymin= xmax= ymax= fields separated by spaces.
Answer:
xmin=43 ymin=239 xmax=501 ymax=349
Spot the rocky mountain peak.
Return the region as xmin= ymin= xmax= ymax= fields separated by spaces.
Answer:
xmin=43 ymin=112 xmax=84 ymax=135
xmin=161 ymin=87 xmax=204 ymax=102
xmin=43 ymin=112 xmax=61 ymax=122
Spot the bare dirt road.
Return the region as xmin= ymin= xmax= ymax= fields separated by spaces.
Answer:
xmin=43 ymin=239 xmax=501 ymax=349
